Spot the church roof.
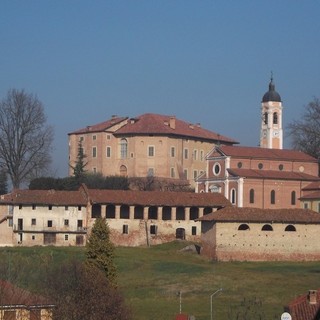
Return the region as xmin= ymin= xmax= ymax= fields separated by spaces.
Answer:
xmin=209 ymin=145 xmax=318 ymax=162
xmin=262 ymin=77 xmax=282 ymax=102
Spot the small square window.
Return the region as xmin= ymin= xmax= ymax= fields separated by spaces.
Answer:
xmin=48 ymin=205 xmax=52 ymax=210
xmin=31 ymin=218 xmax=36 ymax=226
xmin=65 ymin=206 xmax=69 ymax=211
xmin=47 ymin=220 xmax=53 ymax=227
xmin=32 ymin=235 xmax=35 ymax=240
xmin=64 ymin=219 xmax=69 ymax=226
xmin=78 ymin=206 xmax=82 ymax=211
xmin=106 ymin=134 xmax=111 ymax=140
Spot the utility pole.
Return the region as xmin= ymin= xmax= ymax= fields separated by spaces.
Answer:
xmin=210 ymin=288 xmax=223 ymax=320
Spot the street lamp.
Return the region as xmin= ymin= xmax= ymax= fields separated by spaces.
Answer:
xmin=210 ymin=288 xmax=223 ymax=320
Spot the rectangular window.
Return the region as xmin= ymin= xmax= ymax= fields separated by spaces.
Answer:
xmin=106 ymin=134 xmax=111 ymax=140
xmin=92 ymin=135 xmax=96 ymax=140
xmin=304 ymin=202 xmax=309 ymax=209
xmin=123 ymin=224 xmax=129 ymax=234
xmin=193 ymin=170 xmax=198 ymax=179
xmin=31 ymin=218 xmax=36 ymax=226
xmin=184 ymin=148 xmax=188 ymax=159
xmin=92 ymin=146 xmax=97 ymax=158
xmin=192 ymin=226 xmax=197 ymax=235
xmin=47 ymin=220 xmax=53 ymax=228
xmin=8 ymin=218 xmax=13 ymax=227
xmin=65 ymin=205 xmax=69 ymax=211
xmin=183 ymin=169 xmax=188 ymax=179
xmin=32 ymin=235 xmax=35 ymax=240
xmin=77 ymin=220 xmax=83 ymax=228
xmin=171 ymin=147 xmax=175 ymax=157
xmin=148 ymin=146 xmax=155 ymax=157
xmin=147 ymin=168 xmax=154 ymax=176
xmin=65 ymin=234 xmax=69 ymax=241
xmin=150 ymin=225 xmax=157 ymax=235
xmin=200 ymin=150 xmax=204 ymax=161
xmin=80 ymin=136 xmax=84 ymax=142
xmin=19 ymin=204 xmax=22 ymax=210
xmin=170 ymin=167 xmax=175 ymax=178
xmin=32 ymin=204 xmax=36 ymax=210
xmin=93 ymin=167 xmax=96 ymax=173
xmin=193 ymin=149 xmax=198 ymax=160
xmin=318 ymin=202 xmax=320 ymax=213
xmin=106 ymin=146 xmax=111 ymax=158
xmin=48 ymin=205 xmax=52 ymax=210
xmin=78 ymin=206 xmax=82 ymax=211
xmin=64 ymin=219 xmax=69 ymax=226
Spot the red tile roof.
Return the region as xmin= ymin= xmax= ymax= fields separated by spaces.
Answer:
xmin=303 ymin=181 xmax=320 ymax=191
xmin=285 ymin=289 xmax=320 ymax=320
xmin=0 ymin=189 xmax=87 ymax=206
xmin=300 ymin=191 xmax=320 ymax=200
xmin=228 ymin=168 xmax=320 ymax=181
xmin=197 ymin=207 xmax=320 ymax=223
xmin=68 ymin=116 xmax=128 ymax=134
xmin=87 ymin=189 xmax=231 ymax=207
xmin=70 ymin=113 xmax=238 ymax=144
xmin=0 ymin=279 xmax=53 ymax=307
xmin=210 ymin=145 xmax=318 ymax=162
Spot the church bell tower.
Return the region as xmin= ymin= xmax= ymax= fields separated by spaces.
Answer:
xmin=260 ymin=76 xmax=283 ymax=149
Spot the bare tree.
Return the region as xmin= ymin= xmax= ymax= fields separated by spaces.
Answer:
xmin=287 ymin=97 xmax=320 ymax=159
xmin=0 ymin=89 xmax=53 ymax=188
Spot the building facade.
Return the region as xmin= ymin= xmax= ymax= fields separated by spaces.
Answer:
xmin=0 ymin=185 xmax=231 ymax=247
xmin=68 ymin=113 xmax=237 ymax=188
xmin=197 ymin=206 xmax=320 ymax=261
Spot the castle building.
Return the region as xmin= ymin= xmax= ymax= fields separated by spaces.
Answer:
xmin=68 ymin=113 xmax=237 ymax=188
xmin=195 ymin=78 xmax=320 ymax=209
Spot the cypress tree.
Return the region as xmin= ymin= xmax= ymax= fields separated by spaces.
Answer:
xmin=85 ymin=218 xmax=117 ymax=286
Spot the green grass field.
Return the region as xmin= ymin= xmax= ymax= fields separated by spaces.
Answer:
xmin=1 ymin=241 xmax=319 ymax=320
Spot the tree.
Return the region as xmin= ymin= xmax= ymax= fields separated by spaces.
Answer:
xmin=70 ymin=140 xmax=87 ymax=181
xmin=44 ymin=261 xmax=131 ymax=320
xmin=287 ymin=97 xmax=320 ymax=159
xmin=86 ymin=218 xmax=117 ymax=287
xmin=0 ymin=167 xmax=8 ymax=194
xmin=0 ymin=89 xmax=53 ymax=188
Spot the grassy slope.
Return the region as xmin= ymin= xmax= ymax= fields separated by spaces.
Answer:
xmin=1 ymin=242 xmax=320 ymax=320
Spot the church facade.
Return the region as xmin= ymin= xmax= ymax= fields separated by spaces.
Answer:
xmin=195 ymin=78 xmax=320 ymax=209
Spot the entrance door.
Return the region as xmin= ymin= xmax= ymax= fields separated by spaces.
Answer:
xmin=176 ymin=228 xmax=185 ymax=240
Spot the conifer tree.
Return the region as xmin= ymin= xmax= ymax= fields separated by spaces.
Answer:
xmin=85 ymin=218 xmax=117 ymax=286
xmin=70 ymin=140 xmax=87 ymax=181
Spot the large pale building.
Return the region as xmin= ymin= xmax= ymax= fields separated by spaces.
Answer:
xmin=68 ymin=113 xmax=237 ymax=188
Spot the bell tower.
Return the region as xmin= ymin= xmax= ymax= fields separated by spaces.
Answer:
xmin=260 ymin=75 xmax=283 ymax=149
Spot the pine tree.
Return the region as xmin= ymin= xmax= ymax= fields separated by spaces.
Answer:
xmin=70 ymin=140 xmax=87 ymax=181
xmin=85 ymin=218 xmax=117 ymax=287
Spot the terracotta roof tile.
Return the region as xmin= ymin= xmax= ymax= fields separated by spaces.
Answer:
xmin=114 ymin=113 xmax=238 ymax=144
xmin=303 ymin=181 xmax=320 ymax=191
xmin=228 ymin=168 xmax=320 ymax=181
xmin=87 ymin=189 xmax=231 ymax=207
xmin=196 ymin=207 xmax=320 ymax=223
xmin=286 ymin=289 xmax=320 ymax=320
xmin=0 ymin=189 xmax=87 ymax=206
xmin=300 ymin=191 xmax=320 ymax=200
xmin=211 ymin=145 xmax=318 ymax=162
xmin=68 ymin=116 xmax=128 ymax=134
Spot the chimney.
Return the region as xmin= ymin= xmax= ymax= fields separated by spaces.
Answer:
xmin=169 ymin=116 xmax=176 ymax=129
xmin=308 ymin=290 xmax=317 ymax=305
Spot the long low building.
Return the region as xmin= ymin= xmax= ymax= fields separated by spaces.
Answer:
xmin=197 ymin=206 xmax=320 ymax=261
xmin=0 ymin=184 xmax=231 ymax=247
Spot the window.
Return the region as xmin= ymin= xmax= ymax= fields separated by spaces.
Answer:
xmin=32 ymin=235 xmax=35 ymax=240
xmin=237 ymin=162 xmax=243 ymax=168
xmin=78 ymin=205 xmax=82 ymax=211
xmin=92 ymin=146 xmax=97 ymax=158
xmin=285 ymin=225 xmax=296 ymax=232
xmin=264 ymin=112 xmax=268 ymax=124
xmin=183 ymin=169 xmax=188 ymax=179
xmin=238 ymin=224 xmax=250 ymax=231
xmin=271 ymin=190 xmax=276 ymax=204
xmin=230 ymin=188 xmax=236 ymax=205
xmin=92 ymin=135 xmax=96 ymax=140
xmin=291 ymin=191 xmax=296 ymax=205
xmin=171 ymin=147 xmax=175 ymax=157
xmin=273 ymin=112 xmax=278 ymax=124
xmin=191 ymin=226 xmax=197 ymax=235
xmin=123 ymin=224 xmax=129 ymax=234
xmin=106 ymin=146 xmax=111 ymax=158
xmin=65 ymin=234 xmax=69 ymax=241
xmin=193 ymin=170 xmax=198 ymax=180
xmin=249 ymin=189 xmax=255 ymax=204
xmin=80 ymin=136 xmax=84 ymax=142
xmin=32 ymin=204 xmax=36 ymax=210
xmin=200 ymin=150 xmax=204 ymax=161
xmin=262 ymin=224 xmax=273 ymax=231
xmin=64 ymin=219 xmax=69 ymax=226
xmin=279 ymin=164 xmax=284 ymax=171
xmin=148 ymin=146 xmax=155 ymax=157
xmin=93 ymin=167 xmax=96 ymax=173
xmin=170 ymin=167 xmax=175 ymax=178
xmin=193 ymin=149 xmax=198 ymax=160
xmin=258 ymin=163 xmax=263 ymax=169
xmin=19 ymin=204 xmax=22 ymax=210
xmin=147 ymin=168 xmax=154 ymax=176
xmin=47 ymin=220 xmax=53 ymax=227
xmin=65 ymin=205 xmax=69 ymax=211
xmin=150 ymin=225 xmax=157 ymax=235
xmin=318 ymin=203 xmax=320 ymax=213
xmin=304 ymin=202 xmax=309 ymax=209
xmin=106 ymin=134 xmax=111 ymax=140
xmin=184 ymin=148 xmax=188 ymax=159
xmin=48 ymin=205 xmax=52 ymax=210
xmin=213 ymin=163 xmax=221 ymax=176
xmin=77 ymin=220 xmax=83 ymax=229
xmin=120 ymin=139 xmax=128 ymax=159
xmin=31 ymin=218 xmax=36 ymax=226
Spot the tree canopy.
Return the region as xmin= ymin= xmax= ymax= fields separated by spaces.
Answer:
xmin=287 ymin=97 xmax=320 ymax=159
xmin=0 ymin=89 xmax=53 ymax=188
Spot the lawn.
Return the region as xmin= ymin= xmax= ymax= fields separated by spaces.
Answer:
xmin=1 ymin=242 xmax=319 ymax=320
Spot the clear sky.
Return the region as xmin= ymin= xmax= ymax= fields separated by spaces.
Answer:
xmin=1 ymin=1 xmax=319 ymax=178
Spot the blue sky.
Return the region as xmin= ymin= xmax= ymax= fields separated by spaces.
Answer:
xmin=1 ymin=1 xmax=319 ymax=177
